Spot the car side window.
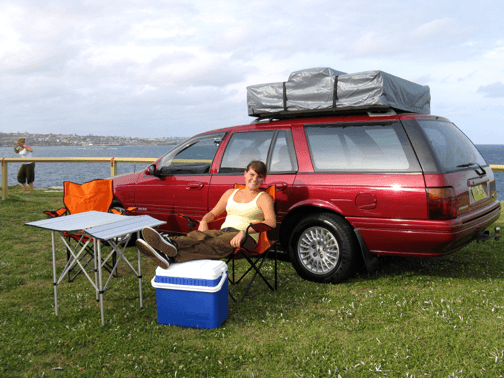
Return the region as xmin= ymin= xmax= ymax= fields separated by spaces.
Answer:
xmin=156 ymin=133 xmax=225 ymax=175
xmin=416 ymin=120 xmax=486 ymax=173
xmin=305 ymin=123 xmax=419 ymax=172
xmin=269 ymin=130 xmax=298 ymax=173
xmin=220 ymin=131 xmax=275 ymax=173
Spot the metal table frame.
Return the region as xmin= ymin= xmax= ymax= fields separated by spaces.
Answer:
xmin=26 ymin=211 xmax=165 ymax=326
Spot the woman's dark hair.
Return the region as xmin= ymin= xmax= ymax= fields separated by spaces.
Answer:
xmin=246 ymin=160 xmax=267 ymax=177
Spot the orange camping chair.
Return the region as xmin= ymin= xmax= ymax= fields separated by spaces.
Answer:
xmin=44 ymin=180 xmax=131 ymax=282
xmin=179 ymin=184 xmax=278 ymax=302
xmin=225 ymin=184 xmax=277 ymax=302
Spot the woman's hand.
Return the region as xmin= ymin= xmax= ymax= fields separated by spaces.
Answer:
xmin=197 ymin=221 xmax=209 ymax=232
xmin=230 ymin=232 xmax=245 ymax=248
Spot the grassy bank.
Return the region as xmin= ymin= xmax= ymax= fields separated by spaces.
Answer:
xmin=1 ymin=186 xmax=504 ymax=377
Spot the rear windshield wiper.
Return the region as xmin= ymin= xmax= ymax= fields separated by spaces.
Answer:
xmin=457 ymin=162 xmax=486 ymax=176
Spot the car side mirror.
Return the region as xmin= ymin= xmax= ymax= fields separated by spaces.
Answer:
xmin=146 ymin=164 xmax=157 ymax=175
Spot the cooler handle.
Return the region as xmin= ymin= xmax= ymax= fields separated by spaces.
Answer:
xmin=150 ymin=272 xmax=227 ymax=293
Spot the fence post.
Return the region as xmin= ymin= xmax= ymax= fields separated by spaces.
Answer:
xmin=110 ymin=158 xmax=117 ymax=177
xmin=1 ymin=159 xmax=7 ymax=200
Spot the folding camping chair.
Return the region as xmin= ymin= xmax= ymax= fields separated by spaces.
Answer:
xmin=44 ymin=179 xmax=132 ymax=282
xmin=179 ymin=184 xmax=278 ymax=302
xmin=225 ymin=184 xmax=277 ymax=302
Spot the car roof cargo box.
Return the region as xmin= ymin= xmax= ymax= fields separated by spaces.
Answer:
xmin=247 ymin=67 xmax=431 ymax=119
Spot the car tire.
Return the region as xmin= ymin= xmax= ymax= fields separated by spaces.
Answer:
xmin=289 ymin=213 xmax=358 ymax=283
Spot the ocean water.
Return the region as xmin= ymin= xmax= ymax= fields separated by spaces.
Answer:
xmin=1 ymin=144 xmax=504 ymax=200
xmin=477 ymin=145 xmax=504 ymax=201
xmin=0 ymin=145 xmax=173 ymax=188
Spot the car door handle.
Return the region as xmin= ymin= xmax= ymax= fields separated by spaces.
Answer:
xmin=186 ymin=182 xmax=205 ymax=190
xmin=270 ymin=182 xmax=288 ymax=191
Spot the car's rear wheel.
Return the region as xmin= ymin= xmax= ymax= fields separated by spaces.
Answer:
xmin=289 ymin=213 xmax=358 ymax=283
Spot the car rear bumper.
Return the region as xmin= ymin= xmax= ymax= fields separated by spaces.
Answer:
xmin=347 ymin=202 xmax=501 ymax=256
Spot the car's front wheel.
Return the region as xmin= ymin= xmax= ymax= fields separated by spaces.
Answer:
xmin=289 ymin=213 xmax=358 ymax=283
xmin=109 ymin=199 xmax=137 ymax=246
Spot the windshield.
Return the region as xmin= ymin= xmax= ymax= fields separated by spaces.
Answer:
xmin=157 ymin=132 xmax=226 ymax=169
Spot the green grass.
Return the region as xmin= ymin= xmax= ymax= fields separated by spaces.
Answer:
xmin=1 ymin=185 xmax=504 ymax=377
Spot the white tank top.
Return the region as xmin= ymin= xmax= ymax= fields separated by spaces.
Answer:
xmin=19 ymin=147 xmax=32 ymax=158
xmin=220 ymin=189 xmax=264 ymax=242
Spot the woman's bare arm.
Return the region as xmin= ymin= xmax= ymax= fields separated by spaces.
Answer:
xmin=198 ymin=189 xmax=234 ymax=231
xmin=257 ymin=193 xmax=276 ymax=229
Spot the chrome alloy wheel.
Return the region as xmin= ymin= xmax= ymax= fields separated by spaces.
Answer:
xmin=297 ymin=226 xmax=340 ymax=274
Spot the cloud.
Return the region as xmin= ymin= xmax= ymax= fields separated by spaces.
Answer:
xmin=413 ymin=17 xmax=463 ymax=39
xmin=344 ymin=17 xmax=474 ymax=61
xmin=346 ymin=32 xmax=404 ymax=58
xmin=1 ymin=0 xmax=504 ymax=143
xmin=477 ymin=82 xmax=504 ymax=98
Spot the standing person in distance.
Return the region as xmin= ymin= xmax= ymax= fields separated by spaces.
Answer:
xmin=14 ymin=138 xmax=35 ymax=193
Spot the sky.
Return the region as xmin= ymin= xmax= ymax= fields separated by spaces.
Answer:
xmin=1 ymin=0 xmax=504 ymax=144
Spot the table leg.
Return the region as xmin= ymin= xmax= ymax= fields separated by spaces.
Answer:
xmin=137 ymin=231 xmax=143 ymax=308
xmin=97 ymin=240 xmax=105 ymax=326
xmin=51 ymin=231 xmax=58 ymax=317
xmin=94 ymin=238 xmax=99 ymax=301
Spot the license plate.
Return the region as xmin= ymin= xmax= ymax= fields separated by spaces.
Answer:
xmin=471 ymin=184 xmax=487 ymax=202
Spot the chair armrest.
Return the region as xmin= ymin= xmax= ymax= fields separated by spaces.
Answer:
xmin=240 ymin=222 xmax=274 ymax=247
xmin=249 ymin=222 xmax=273 ymax=234
xmin=179 ymin=214 xmax=226 ymax=231
xmin=110 ymin=206 xmax=137 ymax=215
xmin=44 ymin=208 xmax=67 ymax=218
xmin=179 ymin=214 xmax=200 ymax=230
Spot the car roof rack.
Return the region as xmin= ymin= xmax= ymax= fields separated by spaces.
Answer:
xmin=250 ymin=105 xmax=404 ymax=123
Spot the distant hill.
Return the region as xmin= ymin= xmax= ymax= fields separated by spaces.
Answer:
xmin=0 ymin=132 xmax=187 ymax=147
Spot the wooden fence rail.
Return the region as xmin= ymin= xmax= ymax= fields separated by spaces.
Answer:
xmin=1 ymin=157 xmax=156 ymax=200
xmin=1 ymin=158 xmax=504 ymax=200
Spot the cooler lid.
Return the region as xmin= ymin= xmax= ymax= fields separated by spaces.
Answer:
xmin=155 ymin=259 xmax=228 ymax=280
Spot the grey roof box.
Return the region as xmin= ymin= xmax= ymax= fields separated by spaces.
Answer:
xmin=247 ymin=67 xmax=431 ymax=118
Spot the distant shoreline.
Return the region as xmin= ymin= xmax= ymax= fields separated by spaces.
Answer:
xmin=0 ymin=143 xmax=179 ymax=147
xmin=0 ymin=142 xmax=180 ymax=147
xmin=0 ymin=132 xmax=187 ymax=147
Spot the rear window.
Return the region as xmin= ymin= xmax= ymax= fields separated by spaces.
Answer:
xmin=416 ymin=120 xmax=487 ymax=173
xmin=305 ymin=122 xmax=420 ymax=172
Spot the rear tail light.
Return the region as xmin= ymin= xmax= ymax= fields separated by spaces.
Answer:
xmin=427 ymin=187 xmax=457 ymax=220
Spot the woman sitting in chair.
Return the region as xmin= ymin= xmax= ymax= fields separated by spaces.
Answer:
xmin=136 ymin=160 xmax=276 ymax=268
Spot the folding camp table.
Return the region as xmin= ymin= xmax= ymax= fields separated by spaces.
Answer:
xmin=25 ymin=210 xmax=165 ymax=326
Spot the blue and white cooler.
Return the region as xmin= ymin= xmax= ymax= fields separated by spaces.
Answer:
xmin=150 ymin=259 xmax=228 ymax=329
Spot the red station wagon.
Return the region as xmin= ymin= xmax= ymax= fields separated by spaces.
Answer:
xmin=112 ymin=109 xmax=501 ymax=283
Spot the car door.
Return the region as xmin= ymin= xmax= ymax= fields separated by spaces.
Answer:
xmin=134 ymin=132 xmax=226 ymax=233
xmin=209 ymin=129 xmax=297 ymax=227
